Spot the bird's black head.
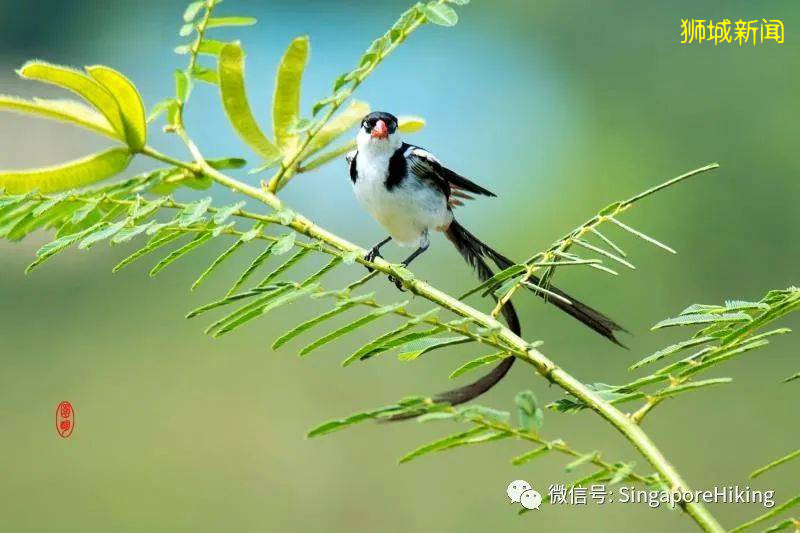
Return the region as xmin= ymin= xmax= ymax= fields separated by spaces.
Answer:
xmin=361 ymin=111 xmax=398 ymax=139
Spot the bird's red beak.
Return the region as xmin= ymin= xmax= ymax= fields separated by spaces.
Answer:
xmin=371 ymin=119 xmax=389 ymax=139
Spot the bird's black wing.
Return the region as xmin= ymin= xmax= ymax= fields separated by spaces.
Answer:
xmin=347 ymin=150 xmax=358 ymax=183
xmin=403 ymin=144 xmax=497 ymax=203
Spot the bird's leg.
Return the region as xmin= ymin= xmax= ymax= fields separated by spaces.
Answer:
xmin=363 ymin=236 xmax=392 ymax=271
xmin=388 ymin=231 xmax=429 ymax=291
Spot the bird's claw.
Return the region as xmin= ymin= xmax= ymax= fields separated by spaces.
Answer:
xmin=363 ymin=247 xmax=382 ymax=272
xmin=387 ymin=274 xmax=405 ymax=292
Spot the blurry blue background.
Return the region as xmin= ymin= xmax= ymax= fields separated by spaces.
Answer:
xmin=0 ymin=1 xmax=798 ymax=531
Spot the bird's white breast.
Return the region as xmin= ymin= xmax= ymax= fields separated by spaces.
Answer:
xmin=353 ymin=150 xmax=451 ymax=248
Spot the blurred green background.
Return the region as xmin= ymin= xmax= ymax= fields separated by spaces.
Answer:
xmin=1 ymin=1 xmax=798 ymax=531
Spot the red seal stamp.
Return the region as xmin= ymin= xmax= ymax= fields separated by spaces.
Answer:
xmin=56 ymin=401 xmax=75 ymax=438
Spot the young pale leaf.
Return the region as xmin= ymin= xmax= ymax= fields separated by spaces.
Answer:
xmin=207 ymin=157 xmax=247 ymax=170
xmin=179 ymin=23 xmax=194 ymax=37
xmin=86 ymin=66 xmax=146 ymax=150
xmin=420 ymin=2 xmax=459 ymax=26
xmin=784 ymin=372 xmax=800 ymax=383
xmin=197 ymin=39 xmax=228 ymax=56
xmin=397 ymin=115 xmax=426 ymax=133
xmin=303 ymin=100 xmax=368 ymax=156
xmin=206 ymin=17 xmax=257 ymax=28
xmin=175 ymin=69 xmax=191 ymax=102
xmin=652 ymin=312 xmax=751 ymax=330
xmin=0 ymin=148 xmax=132 ymax=194
xmin=0 ymin=95 xmax=117 ymax=139
xmin=149 ymin=232 xmax=212 ymax=276
xmin=449 ymin=351 xmax=510 ymax=379
xmin=191 ymin=65 xmax=218 ymax=85
xmin=183 ymin=1 xmax=204 ymax=22
xmin=17 ymin=61 xmax=126 ymax=139
xmin=396 ymin=336 xmax=471 ymax=361
xmin=299 ymin=141 xmax=356 ymax=172
xmin=218 ymin=43 xmax=281 ymax=161
xmin=147 ymin=98 xmax=178 ymax=123
xmin=273 ymin=36 xmax=310 ymax=153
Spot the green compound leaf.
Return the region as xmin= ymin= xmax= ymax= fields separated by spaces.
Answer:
xmin=0 ymin=95 xmax=117 ymax=139
xmin=303 ymin=100 xmax=368 ymax=156
xmin=206 ymin=16 xmax=257 ymax=28
xmin=273 ymin=36 xmax=310 ymax=153
xmin=26 ymin=223 xmax=102 ymax=273
xmin=86 ymin=66 xmax=147 ymax=150
xmin=17 ymin=61 xmax=127 ymax=139
xmin=652 ymin=312 xmax=752 ymax=330
xmin=420 ymin=2 xmax=459 ymax=27
xmin=218 ymin=43 xmax=281 ymax=161
xmin=0 ymin=148 xmax=132 ymax=194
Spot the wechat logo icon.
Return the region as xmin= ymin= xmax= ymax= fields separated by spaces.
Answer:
xmin=507 ymin=480 xmax=542 ymax=510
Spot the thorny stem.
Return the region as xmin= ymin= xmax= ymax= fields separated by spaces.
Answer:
xmin=143 ymin=133 xmax=724 ymax=532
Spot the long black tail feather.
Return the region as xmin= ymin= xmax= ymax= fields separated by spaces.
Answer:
xmin=449 ymin=220 xmax=626 ymax=346
xmin=390 ymin=219 xmax=625 ymax=420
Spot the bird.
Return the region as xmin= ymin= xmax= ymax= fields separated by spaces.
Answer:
xmin=346 ymin=111 xmax=625 ymax=411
